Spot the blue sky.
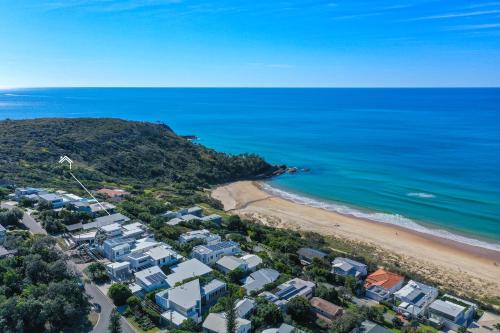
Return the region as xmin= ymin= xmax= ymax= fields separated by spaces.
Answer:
xmin=1 ymin=0 xmax=500 ymax=87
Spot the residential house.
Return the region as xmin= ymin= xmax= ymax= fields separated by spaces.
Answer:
xmin=297 ymin=247 xmax=327 ymax=265
xmin=200 ymin=214 xmax=222 ymax=225
xmin=275 ymin=278 xmax=315 ymax=302
xmin=191 ymin=241 xmax=240 ymax=265
xmin=106 ymin=261 xmax=131 ymax=280
xmin=364 ymin=268 xmax=405 ymax=301
xmin=235 ymin=298 xmax=256 ymax=319
xmin=428 ymin=295 xmax=477 ymax=331
xmin=215 ymin=255 xmax=246 ymax=273
xmin=165 ymin=258 xmax=212 ymax=287
xmin=83 ymin=213 xmax=130 ymax=230
xmin=38 ymin=193 xmax=64 ymax=209
xmin=203 ymin=312 xmax=251 ymax=333
xmin=96 ymin=188 xmax=130 ymax=201
xmin=240 ymin=254 xmax=262 ymax=272
xmin=156 ymin=278 xmax=227 ymax=327
xmin=310 ymin=297 xmax=343 ymax=323
xmin=134 ymin=266 xmax=168 ymax=292
xmin=394 ymin=280 xmax=439 ymax=318
xmin=241 ymin=268 xmax=280 ymax=295
xmin=15 ymin=187 xmax=45 ymax=200
xmin=179 ymin=229 xmax=221 ymax=245
xmin=331 ymin=257 xmax=367 ymax=280
xmin=156 ymin=279 xmax=203 ymax=326
xmin=201 ymin=279 xmax=227 ymax=305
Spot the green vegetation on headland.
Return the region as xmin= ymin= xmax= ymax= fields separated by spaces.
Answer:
xmin=0 ymin=118 xmax=283 ymax=193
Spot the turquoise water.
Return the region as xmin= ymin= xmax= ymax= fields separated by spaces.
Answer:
xmin=1 ymin=88 xmax=499 ymax=249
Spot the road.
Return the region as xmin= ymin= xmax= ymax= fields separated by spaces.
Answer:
xmin=84 ymin=282 xmax=136 ymax=333
xmin=1 ymin=202 xmax=46 ymax=235
xmin=1 ymin=201 xmax=137 ymax=333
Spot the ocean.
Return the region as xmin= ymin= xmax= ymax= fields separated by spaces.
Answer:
xmin=1 ymin=88 xmax=499 ymax=250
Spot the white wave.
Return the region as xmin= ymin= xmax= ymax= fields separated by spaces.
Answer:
xmin=261 ymin=183 xmax=500 ymax=252
xmin=407 ymin=192 xmax=436 ymax=199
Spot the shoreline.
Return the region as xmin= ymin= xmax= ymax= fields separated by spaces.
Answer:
xmin=212 ymin=180 xmax=500 ymax=299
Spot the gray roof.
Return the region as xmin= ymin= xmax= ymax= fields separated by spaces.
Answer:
xmin=235 ymin=298 xmax=256 ymax=318
xmin=202 ymin=279 xmax=226 ymax=295
xmin=167 ymin=279 xmax=201 ymax=310
xmin=216 ymin=255 xmax=244 ymax=271
xmin=242 ymin=268 xmax=280 ymax=293
xmin=278 ymin=323 xmax=306 ymax=333
xmin=429 ymin=300 xmax=465 ymax=318
xmin=0 ymin=224 xmax=6 ymax=232
xmin=38 ymin=193 xmax=62 ymax=201
xmin=203 ymin=313 xmax=251 ymax=333
xmin=83 ymin=213 xmax=130 ymax=230
xmin=298 ymin=247 xmax=327 ymax=260
xmin=166 ymin=259 xmax=212 ymax=287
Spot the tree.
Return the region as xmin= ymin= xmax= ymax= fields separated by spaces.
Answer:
xmin=330 ymin=312 xmax=364 ymax=333
xmin=109 ymin=308 xmax=122 ymax=333
xmin=224 ymin=295 xmax=237 ymax=333
xmin=228 ymin=268 xmax=246 ymax=284
xmin=251 ymin=299 xmax=282 ymax=328
xmin=287 ymin=296 xmax=311 ymax=322
xmin=493 ymin=323 xmax=500 ymax=331
xmin=0 ymin=207 xmax=23 ymax=226
xmin=178 ymin=318 xmax=198 ymax=331
xmin=108 ymin=283 xmax=132 ymax=306
xmin=315 ymin=285 xmax=340 ymax=304
xmin=86 ymin=262 xmax=110 ymax=283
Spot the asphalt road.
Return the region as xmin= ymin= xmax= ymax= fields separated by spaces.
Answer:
xmin=84 ymin=282 xmax=136 ymax=333
xmin=1 ymin=202 xmax=46 ymax=235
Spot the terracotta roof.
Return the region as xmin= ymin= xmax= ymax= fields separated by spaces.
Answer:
xmin=310 ymin=297 xmax=343 ymax=316
xmin=96 ymin=188 xmax=130 ymax=197
xmin=364 ymin=268 xmax=404 ymax=290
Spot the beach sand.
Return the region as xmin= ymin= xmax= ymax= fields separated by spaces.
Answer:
xmin=212 ymin=181 xmax=500 ymax=299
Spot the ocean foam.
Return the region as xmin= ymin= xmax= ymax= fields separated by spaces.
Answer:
xmin=261 ymin=183 xmax=500 ymax=252
xmin=407 ymin=192 xmax=436 ymax=199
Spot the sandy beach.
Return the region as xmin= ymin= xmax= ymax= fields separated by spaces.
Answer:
xmin=212 ymin=181 xmax=500 ymax=299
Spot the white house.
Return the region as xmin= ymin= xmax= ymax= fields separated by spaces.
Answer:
xmin=179 ymin=229 xmax=221 ymax=245
xmin=156 ymin=279 xmax=203 ymax=325
xmin=106 ymin=261 xmax=131 ymax=280
xmin=394 ymin=280 xmax=439 ymax=318
xmin=275 ymin=278 xmax=315 ymax=301
xmin=191 ymin=241 xmax=240 ymax=265
xmin=428 ymin=295 xmax=477 ymax=331
xmin=235 ymin=298 xmax=256 ymax=319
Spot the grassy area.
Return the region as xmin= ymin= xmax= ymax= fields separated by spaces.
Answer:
xmin=125 ymin=316 xmax=160 ymax=333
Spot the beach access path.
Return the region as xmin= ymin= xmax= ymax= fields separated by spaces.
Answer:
xmin=212 ymin=181 xmax=500 ymax=299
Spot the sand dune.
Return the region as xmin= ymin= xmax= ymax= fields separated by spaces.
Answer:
xmin=212 ymin=181 xmax=500 ymax=299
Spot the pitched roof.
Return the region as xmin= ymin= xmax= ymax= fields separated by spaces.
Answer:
xmin=364 ymin=268 xmax=404 ymax=290
xmin=203 ymin=312 xmax=251 ymax=333
xmin=310 ymin=297 xmax=342 ymax=316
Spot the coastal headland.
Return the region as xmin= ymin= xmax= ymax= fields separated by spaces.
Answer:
xmin=212 ymin=181 xmax=500 ymax=299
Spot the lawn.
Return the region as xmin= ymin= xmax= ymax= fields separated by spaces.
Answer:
xmin=125 ymin=316 xmax=160 ymax=333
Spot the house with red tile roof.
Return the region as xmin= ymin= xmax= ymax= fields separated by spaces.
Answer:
xmin=364 ymin=268 xmax=405 ymax=301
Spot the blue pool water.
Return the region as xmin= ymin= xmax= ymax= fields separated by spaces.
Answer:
xmin=1 ymin=88 xmax=499 ymax=249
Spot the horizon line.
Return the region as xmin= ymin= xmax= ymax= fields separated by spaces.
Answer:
xmin=2 ymin=86 xmax=500 ymax=89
